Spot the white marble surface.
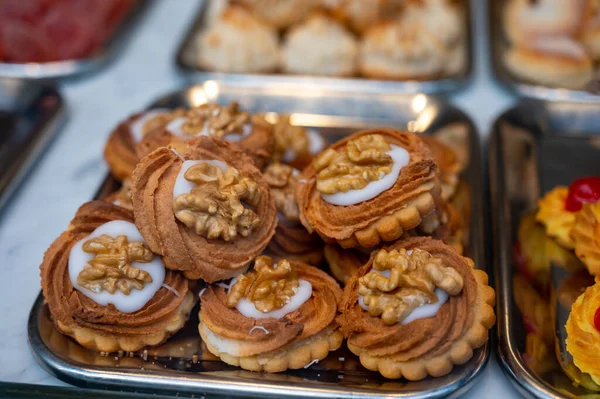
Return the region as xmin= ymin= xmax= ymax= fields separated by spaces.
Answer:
xmin=0 ymin=0 xmax=522 ymax=397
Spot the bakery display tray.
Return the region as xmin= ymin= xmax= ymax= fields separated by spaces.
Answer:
xmin=0 ymin=79 xmax=65 ymax=213
xmin=175 ymin=1 xmax=473 ymax=95
xmin=488 ymin=0 xmax=600 ymax=102
xmin=489 ymin=99 xmax=600 ymax=398
xmin=0 ymin=0 xmax=153 ymax=80
xmin=29 ymin=83 xmax=488 ymax=398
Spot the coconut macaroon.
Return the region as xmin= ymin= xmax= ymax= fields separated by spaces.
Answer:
xmin=130 ymin=136 xmax=277 ymax=282
xmin=195 ymin=6 xmax=280 ymax=73
xmin=281 ymin=15 xmax=358 ymax=77
xmin=199 ymin=256 xmax=343 ymax=372
xmin=236 ymin=0 xmax=321 ymax=30
xmin=503 ymin=37 xmax=594 ymax=89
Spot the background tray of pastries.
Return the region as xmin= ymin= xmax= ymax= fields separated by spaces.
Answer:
xmin=489 ymin=0 xmax=600 ymax=102
xmin=0 ymin=79 xmax=65 ymax=211
xmin=0 ymin=0 xmax=153 ymax=80
xmin=490 ymin=99 xmax=600 ymax=398
xmin=29 ymin=82 xmax=493 ymax=398
xmin=175 ymin=0 xmax=471 ymax=94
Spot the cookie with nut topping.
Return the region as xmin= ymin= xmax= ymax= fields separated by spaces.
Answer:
xmin=39 ymin=200 xmax=195 ymax=353
xmin=130 ymin=136 xmax=277 ymax=282
xmin=138 ymin=103 xmax=275 ymax=169
xmin=199 ymin=255 xmax=343 ymax=372
xmin=338 ymin=236 xmax=495 ymax=380
xmin=296 ymin=129 xmax=442 ymax=248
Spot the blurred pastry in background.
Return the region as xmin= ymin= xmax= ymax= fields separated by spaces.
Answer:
xmin=569 ymin=177 xmax=600 ymax=276
xmin=234 ymin=0 xmax=321 ymax=30
xmin=105 ymin=179 xmax=133 ymax=211
xmin=583 ymin=1 xmax=600 ymax=61
xmin=503 ymin=38 xmax=593 ymax=90
xmin=421 ymin=135 xmax=461 ymax=201
xmin=326 ymin=0 xmax=404 ymax=34
xmin=324 ymin=244 xmax=370 ymax=285
xmin=270 ymin=115 xmax=325 ymax=169
xmin=195 ymin=6 xmax=280 ymax=73
xmin=536 ymin=186 xmax=577 ymax=249
xmin=281 ymin=15 xmax=357 ymax=77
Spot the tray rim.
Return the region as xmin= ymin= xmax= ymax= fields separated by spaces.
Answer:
xmin=0 ymin=0 xmax=154 ymax=81
xmin=28 ymin=88 xmax=490 ymax=399
xmin=174 ymin=0 xmax=474 ymax=95
xmin=487 ymin=0 xmax=600 ymax=103
xmin=489 ymin=100 xmax=591 ymax=399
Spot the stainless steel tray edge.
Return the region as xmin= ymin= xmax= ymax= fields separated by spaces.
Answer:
xmin=174 ymin=1 xmax=473 ymax=95
xmin=28 ymin=87 xmax=490 ymax=399
xmin=487 ymin=0 xmax=600 ymax=103
xmin=0 ymin=0 xmax=154 ymax=81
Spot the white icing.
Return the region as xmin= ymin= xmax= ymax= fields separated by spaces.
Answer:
xmin=321 ymin=145 xmax=410 ymax=206
xmin=200 ymin=322 xmax=243 ymax=355
xmin=68 ymin=221 xmax=166 ymax=313
xmin=304 ymin=359 xmax=319 ymax=369
xmin=308 ymin=129 xmax=325 ymax=155
xmin=233 ymin=279 xmax=313 ymax=319
xmin=161 ymin=283 xmax=180 ymax=297
xmin=172 ymin=159 xmax=228 ymax=199
xmin=170 ymin=148 xmax=186 ymax=162
xmin=166 ymin=117 xmax=208 ymax=137
xmin=198 ymin=288 xmax=207 ymax=298
xmin=249 ymin=326 xmax=270 ymax=335
xmin=129 ymin=109 xmax=170 ymax=143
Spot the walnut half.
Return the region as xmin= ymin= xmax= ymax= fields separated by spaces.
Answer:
xmin=263 ymin=162 xmax=299 ymax=222
xmin=77 ymin=234 xmax=154 ymax=295
xmin=271 ymin=115 xmax=310 ymax=162
xmin=227 ymin=256 xmax=299 ymax=313
xmin=173 ymin=162 xmax=261 ymax=241
xmin=314 ymin=134 xmax=393 ymax=195
xmin=358 ymin=248 xmax=463 ymax=325
xmin=177 ymin=103 xmax=251 ymax=139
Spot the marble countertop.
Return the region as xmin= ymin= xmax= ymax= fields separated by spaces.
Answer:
xmin=0 ymin=0 xmax=520 ymax=397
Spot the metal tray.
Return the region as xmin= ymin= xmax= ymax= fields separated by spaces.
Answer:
xmin=488 ymin=0 xmax=600 ymax=102
xmin=0 ymin=1 xmax=153 ymax=80
xmin=29 ymin=83 xmax=488 ymax=398
xmin=175 ymin=1 xmax=473 ymax=95
xmin=0 ymin=79 xmax=65 ymax=213
xmin=489 ymin=99 xmax=600 ymax=398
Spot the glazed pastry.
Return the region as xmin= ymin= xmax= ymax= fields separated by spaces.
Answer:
xmin=296 ymin=129 xmax=441 ymax=248
xmin=338 ymin=237 xmax=496 ymax=380
xmin=195 ymin=6 xmax=279 ymax=73
xmin=569 ymin=177 xmax=600 ymax=275
xmin=105 ymin=180 xmax=133 ymax=211
xmin=503 ymin=0 xmax=586 ymax=44
xmin=565 ymin=277 xmax=600 ymax=385
xmin=138 ymin=103 xmax=274 ymax=169
xmin=281 ymin=15 xmax=358 ymax=77
xmin=263 ymin=163 xmax=324 ymax=265
xmin=324 ymin=244 xmax=370 ymax=285
xmin=40 ymin=201 xmax=195 ymax=352
xmin=503 ymin=38 xmax=593 ymax=89
xmin=421 ymin=135 xmax=461 ymax=201
xmin=103 ymin=109 xmax=175 ymax=180
xmin=198 ymin=256 xmax=343 ymax=372
xmin=130 ymin=136 xmax=277 ymax=282
xmin=359 ymin=21 xmax=448 ymax=80
xmin=270 ymin=115 xmax=325 ymax=169
xmin=536 ymin=186 xmax=576 ymax=249
xmin=235 ymin=0 xmax=320 ymax=30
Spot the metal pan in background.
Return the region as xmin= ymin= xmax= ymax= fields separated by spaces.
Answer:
xmin=488 ymin=0 xmax=600 ymax=103
xmin=0 ymin=1 xmax=153 ymax=81
xmin=489 ymin=99 xmax=600 ymax=398
xmin=0 ymin=79 xmax=66 ymax=213
xmin=175 ymin=1 xmax=473 ymax=95
xmin=29 ymin=83 xmax=489 ymax=399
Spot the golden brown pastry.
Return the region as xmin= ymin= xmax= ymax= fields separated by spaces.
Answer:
xmin=536 ymin=186 xmax=576 ymax=249
xmin=103 ymin=109 xmax=176 ymax=181
xmin=338 ymin=237 xmax=495 ymax=380
xmin=263 ymin=163 xmax=324 ymax=265
xmin=235 ymin=0 xmax=321 ymax=30
xmin=199 ymin=256 xmax=343 ymax=372
xmin=421 ymin=135 xmax=461 ymax=201
xmin=105 ymin=180 xmax=133 ymax=211
xmin=269 ymin=115 xmax=325 ymax=170
xmin=40 ymin=201 xmax=194 ymax=352
xmin=130 ymin=136 xmax=277 ymax=282
xmin=571 ymin=201 xmax=600 ymax=276
xmin=565 ymin=277 xmax=600 ymax=385
xmin=137 ymin=103 xmax=275 ymax=169
xmin=296 ymin=129 xmax=441 ymax=248
xmin=324 ymin=244 xmax=371 ymax=285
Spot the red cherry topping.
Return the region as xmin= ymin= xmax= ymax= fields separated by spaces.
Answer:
xmin=594 ymin=307 xmax=600 ymax=333
xmin=565 ymin=177 xmax=600 ymax=212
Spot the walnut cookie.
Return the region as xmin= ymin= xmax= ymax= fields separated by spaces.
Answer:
xmin=296 ymin=129 xmax=442 ymax=248
xmin=40 ymin=201 xmax=194 ymax=353
xmin=131 ymin=136 xmax=277 ymax=282
xmin=263 ymin=163 xmax=324 ymax=265
xmin=338 ymin=237 xmax=495 ymax=380
xmin=199 ymin=256 xmax=343 ymax=372
xmin=137 ymin=103 xmax=275 ymax=169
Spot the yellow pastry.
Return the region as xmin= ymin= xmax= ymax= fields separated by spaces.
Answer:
xmin=571 ymin=201 xmax=600 ymax=276
xmin=536 ymin=187 xmax=576 ymax=249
